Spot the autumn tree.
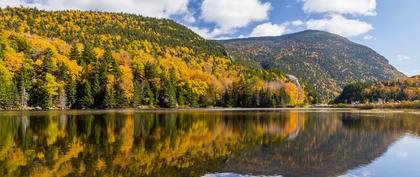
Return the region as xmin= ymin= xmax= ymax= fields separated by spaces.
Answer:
xmin=158 ymin=74 xmax=177 ymax=108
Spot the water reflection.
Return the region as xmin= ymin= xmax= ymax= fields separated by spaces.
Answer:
xmin=0 ymin=110 xmax=419 ymax=177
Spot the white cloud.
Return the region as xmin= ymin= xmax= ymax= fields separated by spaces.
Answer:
xmin=302 ymin=0 xmax=376 ymax=16
xmin=363 ymin=35 xmax=376 ymax=41
xmin=292 ymin=20 xmax=304 ymax=26
xmin=0 ymin=0 xmax=191 ymax=18
xmin=201 ymin=0 xmax=271 ymax=36
xmin=250 ymin=22 xmax=288 ymax=37
xmin=306 ymin=14 xmax=373 ymax=37
xmin=187 ymin=25 xmax=236 ymax=39
xmin=397 ymin=54 xmax=411 ymax=61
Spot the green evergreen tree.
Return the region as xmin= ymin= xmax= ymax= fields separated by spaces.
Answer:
xmin=43 ymin=48 xmax=53 ymax=73
xmin=79 ymin=80 xmax=94 ymax=108
xmin=133 ymin=80 xmax=142 ymax=107
xmin=177 ymin=88 xmax=186 ymax=106
xmin=169 ymin=66 xmax=177 ymax=87
xmin=0 ymin=43 xmax=5 ymax=59
xmin=90 ymin=72 xmax=101 ymax=106
xmin=69 ymin=44 xmax=81 ymax=63
xmin=0 ymin=68 xmax=14 ymax=108
xmin=104 ymin=81 xmax=117 ymax=108
xmin=67 ymin=79 xmax=77 ymax=108
xmin=144 ymin=62 xmax=157 ymax=80
xmin=142 ymin=81 xmax=154 ymax=106
xmin=158 ymin=74 xmax=177 ymax=108
xmin=81 ymin=43 xmax=95 ymax=66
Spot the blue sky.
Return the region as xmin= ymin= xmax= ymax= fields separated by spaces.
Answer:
xmin=1 ymin=0 xmax=419 ymax=76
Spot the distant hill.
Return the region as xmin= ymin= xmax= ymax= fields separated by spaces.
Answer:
xmin=334 ymin=75 xmax=420 ymax=104
xmin=220 ymin=30 xmax=405 ymax=101
xmin=0 ymin=7 xmax=306 ymax=109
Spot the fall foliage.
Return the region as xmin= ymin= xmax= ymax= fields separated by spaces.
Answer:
xmin=0 ymin=7 xmax=307 ymax=109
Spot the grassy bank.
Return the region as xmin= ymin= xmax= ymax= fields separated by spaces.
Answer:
xmin=333 ymin=101 xmax=420 ymax=109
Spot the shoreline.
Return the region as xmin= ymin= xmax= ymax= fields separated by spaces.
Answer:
xmin=2 ymin=107 xmax=420 ymax=113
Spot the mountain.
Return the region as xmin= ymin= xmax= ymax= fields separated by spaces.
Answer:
xmin=0 ymin=7 xmax=306 ymax=109
xmin=334 ymin=75 xmax=420 ymax=104
xmin=220 ymin=30 xmax=405 ymax=101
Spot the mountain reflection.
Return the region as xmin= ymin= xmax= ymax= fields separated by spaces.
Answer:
xmin=0 ymin=110 xmax=419 ymax=177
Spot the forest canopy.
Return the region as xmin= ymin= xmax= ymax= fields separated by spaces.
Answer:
xmin=0 ymin=7 xmax=309 ymax=109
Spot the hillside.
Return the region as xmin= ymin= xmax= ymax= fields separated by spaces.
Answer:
xmin=220 ymin=30 xmax=405 ymax=101
xmin=334 ymin=75 xmax=420 ymax=104
xmin=0 ymin=7 xmax=306 ymax=109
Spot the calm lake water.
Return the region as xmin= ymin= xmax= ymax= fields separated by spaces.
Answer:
xmin=0 ymin=109 xmax=419 ymax=177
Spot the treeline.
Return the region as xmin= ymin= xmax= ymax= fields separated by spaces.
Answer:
xmin=334 ymin=76 xmax=420 ymax=104
xmin=0 ymin=31 xmax=306 ymax=109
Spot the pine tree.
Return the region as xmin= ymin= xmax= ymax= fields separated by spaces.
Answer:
xmin=90 ymin=72 xmax=101 ymax=106
xmin=100 ymin=48 xmax=112 ymax=81
xmin=169 ymin=66 xmax=177 ymax=87
xmin=0 ymin=43 xmax=5 ymax=59
xmin=142 ymin=80 xmax=154 ymax=106
xmin=43 ymin=48 xmax=53 ymax=73
xmin=104 ymin=81 xmax=117 ymax=108
xmin=187 ymin=86 xmax=199 ymax=107
xmin=0 ymin=66 xmax=14 ymax=108
xmin=158 ymin=74 xmax=177 ymax=108
xmin=81 ymin=43 xmax=95 ymax=66
xmin=144 ymin=62 xmax=157 ymax=80
xmin=67 ymin=79 xmax=77 ymax=108
xmin=69 ymin=44 xmax=80 ymax=63
xmin=132 ymin=63 xmax=143 ymax=107
xmin=105 ymin=48 xmax=121 ymax=77
xmin=15 ymin=60 xmax=33 ymax=108
xmin=177 ymin=88 xmax=186 ymax=106
xmin=79 ymin=80 xmax=94 ymax=108
xmin=133 ymin=80 xmax=142 ymax=107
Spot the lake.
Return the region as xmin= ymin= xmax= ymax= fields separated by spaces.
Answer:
xmin=0 ymin=109 xmax=419 ymax=177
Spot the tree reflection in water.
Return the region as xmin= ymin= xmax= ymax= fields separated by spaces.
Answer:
xmin=0 ymin=110 xmax=419 ymax=177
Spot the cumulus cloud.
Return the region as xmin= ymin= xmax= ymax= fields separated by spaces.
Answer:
xmin=306 ymin=14 xmax=373 ymax=37
xmin=0 ymin=0 xmax=191 ymax=18
xmin=363 ymin=35 xmax=376 ymax=41
xmin=187 ymin=26 xmax=235 ymax=39
xmin=292 ymin=20 xmax=304 ymax=26
xmin=302 ymin=0 xmax=376 ymax=16
xmin=200 ymin=0 xmax=271 ymax=37
xmin=250 ymin=22 xmax=288 ymax=37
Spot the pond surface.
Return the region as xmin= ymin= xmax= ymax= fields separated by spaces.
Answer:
xmin=0 ymin=109 xmax=419 ymax=177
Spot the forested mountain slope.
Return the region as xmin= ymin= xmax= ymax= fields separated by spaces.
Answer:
xmin=334 ymin=75 xmax=420 ymax=104
xmin=220 ymin=30 xmax=405 ymax=101
xmin=0 ymin=7 xmax=307 ymax=109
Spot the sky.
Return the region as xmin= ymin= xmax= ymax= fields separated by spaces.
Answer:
xmin=1 ymin=0 xmax=419 ymax=76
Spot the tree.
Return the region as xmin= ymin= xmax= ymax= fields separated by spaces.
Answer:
xmin=70 ymin=44 xmax=81 ymax=64
xmin=90 ymin=72 xmax=101 ymax=106
xmin=81 ymin=43 xmax=95 ymax=67
xmin=0 ymin=64 xmax=14 ymax=108
xmin=79 ymin=80 xmax=94 ymax=108
xmin=133 ymin=80 xmax=142 ymax=107
xmin=67 ymin=79 xmax=77 ymax=108
xmin=0 ymin=43 xmax=5 ymax=59
xmin=43 ymin=48 xmax=53 ymax=73
xmin=41 ymin=73 xmax=61 ymax=108
xmin=158 ymin=74 xmax=177 ymax=108
xmin=186 ymin=86 xmax=199 ymax=107
xmin=142 ymin=80 xmax=154 ymax=106
xmin=104 ymin=74 xmax=117 ymax=108
xmin=144 ymin=62 xmax=157 ymax=80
